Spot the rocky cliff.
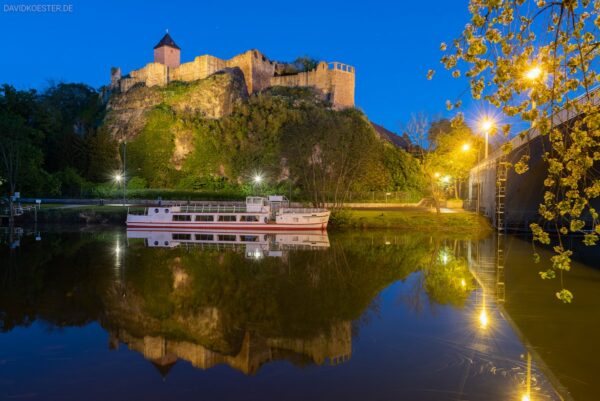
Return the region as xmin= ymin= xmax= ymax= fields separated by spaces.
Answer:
xmin=104 ymin=67 xmax=248 ymax=141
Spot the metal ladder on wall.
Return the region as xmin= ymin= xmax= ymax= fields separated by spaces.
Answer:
xmin=495 ymin=156 xmax=508 ymax=231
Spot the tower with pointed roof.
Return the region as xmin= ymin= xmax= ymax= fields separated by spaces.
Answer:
xmin=153 ymin=32 xmax=180 ymax=68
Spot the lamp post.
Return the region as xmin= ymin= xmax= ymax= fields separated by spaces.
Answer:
xmin=114 ymin=173 xmax=125 ymax=206
xmin=480 ymin=118 xmax=494 ymax=159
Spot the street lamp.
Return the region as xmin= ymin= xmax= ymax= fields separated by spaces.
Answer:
xmin=479 ymin=117 xmax=495 ymax=159
xmin=462 ymin=143 xmax=471 ymax=152
xmin=114 ymin=173 xmax=125 ymax=206
xmin=524 ymin=65 xmax=542 ymax=81
xmin=524 ymin=65 xmax=544 ymax=128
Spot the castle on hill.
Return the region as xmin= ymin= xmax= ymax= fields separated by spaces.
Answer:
xmin=110 ymin=33 xmax=356 ymax=108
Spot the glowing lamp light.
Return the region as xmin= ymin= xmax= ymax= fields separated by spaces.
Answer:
xmin=253 ymin=174 xmax=263 ymax=184
xmin=479 ymin=309 xmax=489 ymax=329
xmin=442 ymin=175 xmax=452 ymax=184
xmin=481 ymin=118 xmax=494 ymax=132
xmin=434 ymin=172 xmax=441 ymax=178
xmin=521 ymin=395 xmax=531 ymax=401
xmin=525 ymin=66 xmax=542 ymax=81
xmin=461 ymin=279 xmax=466 ymax=288
xmin=462 ymin=143 xmax=471 ymax=152
xmin=114 ymin=174 xmax=123 ymax=183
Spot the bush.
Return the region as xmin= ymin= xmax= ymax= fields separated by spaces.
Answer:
xmin=127 ymin=176 xmax=147 ymax=190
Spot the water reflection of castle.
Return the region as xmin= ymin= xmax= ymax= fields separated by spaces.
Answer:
xmin=127 ymin=229 xmax=330 ymax=259
xmin=108 ymin=322 xmax=352 ymax=376
xmin=114 ymin=229 xmax=348 ymax=376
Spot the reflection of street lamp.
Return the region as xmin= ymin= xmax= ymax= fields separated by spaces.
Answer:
xmin=479 ymin=308 xmax=489 ymax=329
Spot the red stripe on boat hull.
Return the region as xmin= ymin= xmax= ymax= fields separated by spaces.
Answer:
xmin=126 ymin=223 xmax=328 ymax=231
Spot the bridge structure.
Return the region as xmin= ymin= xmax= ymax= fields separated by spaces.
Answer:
xmin=467 ymin=89 xmax=600 ymax=231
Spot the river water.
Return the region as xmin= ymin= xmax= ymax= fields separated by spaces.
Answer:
xmin=0 ymin=228 xmax=598 ymax=400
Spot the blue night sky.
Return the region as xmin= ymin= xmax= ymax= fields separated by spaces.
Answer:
xmin=0 ymin=0 xmax=476 ymax=133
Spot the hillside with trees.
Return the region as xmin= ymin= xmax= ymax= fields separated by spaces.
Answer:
xmin=1 ymin=78 xmax=424 ymax=204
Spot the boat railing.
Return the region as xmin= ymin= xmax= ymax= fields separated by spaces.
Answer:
xmin=279 ymin=207 xmax=328 ymax=214
xmin=178 ymin=205 xmax=250 ymax=214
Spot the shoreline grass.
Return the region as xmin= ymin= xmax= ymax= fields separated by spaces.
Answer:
xmin=330 ymin=209 xmax=492 ymax=236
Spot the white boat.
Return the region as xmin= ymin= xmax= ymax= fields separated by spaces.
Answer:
xmin=126 ymin=196 xmax=330 ymax=231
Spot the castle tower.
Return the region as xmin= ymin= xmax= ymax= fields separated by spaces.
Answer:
xmin=153 ymin=32 xmax=180 ymax=68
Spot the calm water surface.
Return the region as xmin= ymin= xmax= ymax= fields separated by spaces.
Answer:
xmin=1 ymin=227 xmax=599 ymax=400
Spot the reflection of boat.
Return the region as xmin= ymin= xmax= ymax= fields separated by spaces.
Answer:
xmin=126 ymin=196 xmax=330 ymax=231
xmin=126 ymin=229 xmax=330 ymax=257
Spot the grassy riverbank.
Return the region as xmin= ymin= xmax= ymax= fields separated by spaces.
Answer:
xmin=330 ymin=209 xmax=492 ymax=235
xmin=23 ymin=205 xmax=129 ymax=224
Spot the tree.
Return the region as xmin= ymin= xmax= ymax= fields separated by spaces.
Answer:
xmin=294 ymin=56 xmax=319 ymax=72
xmin=428 ymin=119 xmax=481 ymax=199
xmin=434 ymin=0 xmax=600 ymax=302
xmin=283 ymin=107 xmax=380 ymax=207
xmin=0 ymin=112 xmax=42 ymax=225
xmin=404 ymin=113 xmax=444 ymax=213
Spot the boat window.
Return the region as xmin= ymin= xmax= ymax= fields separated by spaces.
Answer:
xmin=218 ymin=234 xmax=237 ymax=241
xmin=164 ymin=209 xmax=169 ymax=213
xmin=240 ymin=215 xmax=259 ymax=222
xmin=172 ymin=233 xmax=191 ymax=240
xmin=218 ymin=215 xmax=237 ymax=222
xmin=240 ymin=235 xmax=259 ymax=242
xmin=195 ymin=215 xmax=214 ymax=222
xmin=173 ymin=215 xmax=192 ymax=221
xmin=195 ymin=234 xmax=214 ymax=241
xmin=154 ymin=208 xmax=159 ymax=213
xmin=293 ymin=217 xmax=299 ymax=222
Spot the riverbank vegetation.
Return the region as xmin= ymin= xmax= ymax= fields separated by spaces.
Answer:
xmin=329 ymin=209 xmax=491 ymax=235
xmin=0 ymin=83 xmax=424 ymax=204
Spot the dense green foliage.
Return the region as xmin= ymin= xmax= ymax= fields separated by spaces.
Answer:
xmin=1 ymin=82 xmax=424 ymax=202
xmin=0 ymin=83 xmax=116 ymax=197
xmin=124 ymin=86 xmax=425 ymax=204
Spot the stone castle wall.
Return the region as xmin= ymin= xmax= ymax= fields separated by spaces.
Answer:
xmin=270 ymin=62 xmax=355 ymax=108
xmin=111 ymin=50 xmax=355 ymax=108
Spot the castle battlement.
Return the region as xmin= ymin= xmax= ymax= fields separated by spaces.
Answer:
xmin=110 ymin=33 xmax=355 ymax=108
